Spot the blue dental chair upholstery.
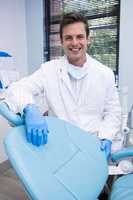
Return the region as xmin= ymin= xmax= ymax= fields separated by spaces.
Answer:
xmin=109 ymin=147 xmax=133 ymax=200
xmin=109 ymin=174 xmax=133 ymax=200
xmin=1 ymin=102 xmax=133 ymax=200
xmin=0 ymin=102 xmax=108 ymax=200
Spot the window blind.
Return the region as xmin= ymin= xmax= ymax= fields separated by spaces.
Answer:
xmin=44 ymin=0 xmax=120 ymax=73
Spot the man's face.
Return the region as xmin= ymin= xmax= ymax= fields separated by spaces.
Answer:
xmin=61 ymin=22 xmax=89 ymax=66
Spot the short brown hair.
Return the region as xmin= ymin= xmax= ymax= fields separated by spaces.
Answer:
xmin=59 ymin=12 xmax=89 ymax=41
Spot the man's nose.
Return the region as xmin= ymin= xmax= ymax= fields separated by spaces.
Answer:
xmin=71 ymin=37 xmax=78 ymax=45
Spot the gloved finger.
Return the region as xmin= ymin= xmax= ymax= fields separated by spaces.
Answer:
xmin=105 ymin=151 xmax=109 ymax=159
xmin=44 ymin=120 xmax=49 ymax=133
xmin=100 ymin=140 xmax=106 ymax=150
xmin=36 ymin=129 xmax=43 ymax=146
xmin=42 ymin=129 xmax=48 ymax=144
xmin=105 ymin=147 xmax=111 ymax=160
xmin=31 ymin=128 xmax=38 ymax=146
xmin=44 ymin=133 xmax=48 ymax=144
xmin=26 ymin=127 xmax=32 ymax=143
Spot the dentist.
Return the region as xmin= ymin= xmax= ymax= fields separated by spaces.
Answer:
xmin=2 ymin=12 xmax=121 ymax=159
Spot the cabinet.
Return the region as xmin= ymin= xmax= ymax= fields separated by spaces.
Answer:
xmin=0 ymin=115 xmax=11 ymax=163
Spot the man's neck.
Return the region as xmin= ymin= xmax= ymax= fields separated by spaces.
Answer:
xmin=68 ymin=56 xmax=87 ymax=67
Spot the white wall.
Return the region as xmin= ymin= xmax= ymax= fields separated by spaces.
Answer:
xmin=119 ymin=0 xmax=133 ymax=111
xmin=0 ymin=0 xmax=44 ymax=163
xmin=25 ymin=0 xmax=44 ymax=73
xmin=0 ymin=0 xmax=28 ymax=76
xmin=0 ymin=0 xmax=28 ymax=163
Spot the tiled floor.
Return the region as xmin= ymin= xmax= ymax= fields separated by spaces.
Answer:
xmin=0 ymin=167 xmax=30 ymax=200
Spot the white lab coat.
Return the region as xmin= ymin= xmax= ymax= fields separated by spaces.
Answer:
xmin=5 ymin=54 xmax=121 ymax=140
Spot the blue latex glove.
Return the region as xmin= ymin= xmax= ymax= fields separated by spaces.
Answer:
xmin=23 ymin=104 xmax=48 ymax=146
xmin=100 ymin=139 xmax=112 ymax=160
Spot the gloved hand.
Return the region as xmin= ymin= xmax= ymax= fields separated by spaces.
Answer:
xmin=100 ymin=139 xmax=112 ymax=160
xmin=23 ymin=104 xmax=48 ymax=146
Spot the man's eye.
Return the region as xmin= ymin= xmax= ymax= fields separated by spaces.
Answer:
xmin=77 ymin=35 xmax=85 ymax=39
xmin=65 ymin=36 xmax=72 ymax=41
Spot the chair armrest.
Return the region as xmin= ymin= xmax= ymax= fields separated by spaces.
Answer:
xmin=0 ymin=102 xmax=24 ymax=126
xmin=111 ymin=146 xmax=133 ymax=162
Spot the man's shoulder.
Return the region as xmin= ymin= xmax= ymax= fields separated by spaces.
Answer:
xmin=89 ymin=55 xmax=113 ymax=75
xmin=41 ymin=57 xmax=63 ymax=70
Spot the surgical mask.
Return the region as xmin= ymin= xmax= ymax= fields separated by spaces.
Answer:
xmin=68 ymin=64 xmax=88 ymax=80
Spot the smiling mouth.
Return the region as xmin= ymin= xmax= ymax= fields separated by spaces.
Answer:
xmin=69 ymin=48 xmax=81 ymax=53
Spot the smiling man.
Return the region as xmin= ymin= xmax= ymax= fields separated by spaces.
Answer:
xmin=61 ymin=22 xmax=88 ymax=66
xmin=3 ymin=12 xmax=121 ymax=159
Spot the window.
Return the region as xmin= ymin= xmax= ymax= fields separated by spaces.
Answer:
xmin=43 ymin=0 xmax=120 ymax=74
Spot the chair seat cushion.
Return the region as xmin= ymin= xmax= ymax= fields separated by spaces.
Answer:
xmin=109 ymin=174 xmax=133 ymax=200
xmin=4 ymin=117 xmax=108 ymax=200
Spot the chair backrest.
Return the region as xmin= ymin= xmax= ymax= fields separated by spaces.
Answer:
xmin=4 ymin=116 xmax=108 ymax=200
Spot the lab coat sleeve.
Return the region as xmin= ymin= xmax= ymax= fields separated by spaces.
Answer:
xmin=98 ymin=70 xmax=121 ymax=141
xmin=4 ymin=64 xmax=48 ymax=114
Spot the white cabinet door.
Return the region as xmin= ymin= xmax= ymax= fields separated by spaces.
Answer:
xmin=0 ymin=115 xmax=11 ymax=163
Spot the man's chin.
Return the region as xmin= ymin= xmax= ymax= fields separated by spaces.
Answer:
xmin=68 ymin=53 xmax=80 ymax=59
xmin=67 ymin=56 xmax=81 ymax=64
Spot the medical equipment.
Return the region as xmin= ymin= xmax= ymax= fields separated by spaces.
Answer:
xmin=128 ymin=104 xmax=133 ymax=129
xmin=0 ymin=51 xmax=20 ymax=90
xmin=109 ymin=147 xmax=133 ymax=200
xmin=0 ymin=51 xmax=12 ymax=96
xmin=118 ymin=160 xmax=133 ymax=174
xmin=0 ymin=51 xmax=12 ymax=58
xmin=110 ymin=90 xmax=133 ymax=198
xmin=0 ymin=102 xmax=24 ymax=126
xmin=125 ymin=104 xmax=133 ymax=147
xmin=0 ymin=102 xmax=108 ymax=200
xmin=117 ymin=86 xmax=129 ymax=147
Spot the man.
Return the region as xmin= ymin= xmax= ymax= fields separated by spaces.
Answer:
xmin=3 ymin=12 xmax=121 ymax=159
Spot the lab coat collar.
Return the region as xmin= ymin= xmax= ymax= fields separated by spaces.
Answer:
xmin=59 ymin=53 xmax=90 ymax=77
xmin=58 ymin=54 xmax=90 ymax=103
xmin=58 ymin=56 xmax=74 ymax=101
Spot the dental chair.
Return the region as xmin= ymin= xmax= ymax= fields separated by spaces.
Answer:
xmin=109 ymin=147 xmax=133 ymax=200
xmin=0 ymin=102 xmax=108 ymax=200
